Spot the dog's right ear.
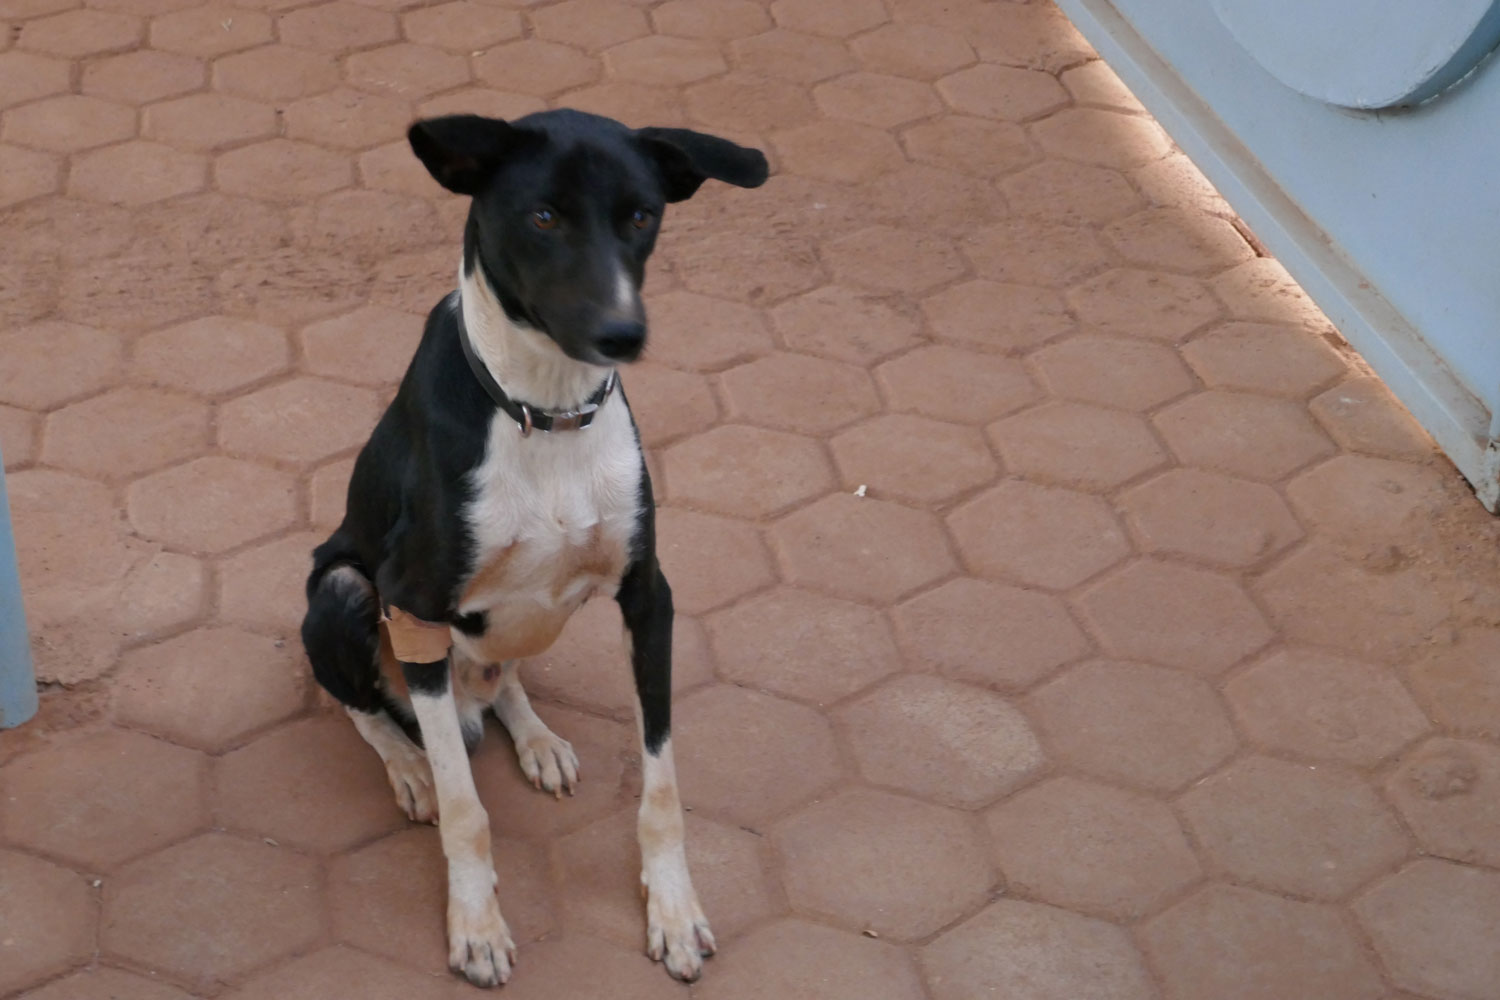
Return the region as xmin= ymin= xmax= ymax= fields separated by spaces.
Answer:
xmin=408 ymin=115 xmax=536 ymax=195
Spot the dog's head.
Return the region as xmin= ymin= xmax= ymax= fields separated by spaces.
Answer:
xmin=408 ymin=110 xmax=768 ymax=366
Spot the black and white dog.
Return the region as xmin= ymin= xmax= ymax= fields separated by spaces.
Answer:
xmin=301 ymin=110 xmax=767 ymax=986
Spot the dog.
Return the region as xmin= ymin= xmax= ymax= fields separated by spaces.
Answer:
xmin=300 ymin=109 xmax=768 ymax=986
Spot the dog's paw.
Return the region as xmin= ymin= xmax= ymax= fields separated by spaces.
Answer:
xmin=643 ymin=863 xmax=715 ymax=983
xmin=384 ymin=751 xmax=438 ymax=824
xmin=447 ymin=893 xmax=517 ymax=988
xmin=514 ymin=727 xmax=580 ymax=798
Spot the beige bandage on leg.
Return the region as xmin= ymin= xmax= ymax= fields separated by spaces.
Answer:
xmin=383 ymin=606 xmax=453 ymax=664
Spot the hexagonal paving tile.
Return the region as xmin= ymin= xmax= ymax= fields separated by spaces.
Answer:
xmin=1143 ymin=885 xmax=1384 ymax=1000
xmin=644 ymin=289 xmax=773 ymax=372
xmin=697 ymin=919 xmax=926 ymax=1000
xmin=922 ymin=899 xmax=1156 ymax=1000
xmin=1182 ymin=321 xmax=1347 ymax=397
xmin=42 ymin=387 xmax=207 ymax=479
xmin=278 ymin=0 xmax=397 ymax=50
xmin=82 ymin=49 xmax=203 ymax=103
xmin=1136 ymin=151 xmax=1233 ymax=216
xmin=655 ymin=507 xmax=775 ymax=614
xmin=988 ymin=401 xmax=1167 ymax=492
xmin=771 ymin=0 xmax=886 ymax=37
xmin=149 ymin=5 xmax=271 ymax=56
xmin=216 ymin=139 xmax=351 ymax=202
xmin=1310 ymin=375 xmax=1435 ymax=460
xmin=922 ymin=279 xmax=1075 ymax=354
xmin=143 ymin=93 xmax=277 ymax=151
xmin=219 ymin=376 xmax=379 ymax=464
xmin=0 ymin=849 xmax=94 ymax=995
xmin=663 ymin=423 xmax=832 ymax=518
xmin=866 ymin=163 xmax=1011 ymax=238
xmin=213 ymin=44 xmax=341 ymax=102
xmin=1031 ymin=334 xmax=1194 ymax=411
xmin=948 ymin=481 xmax=1130 ymax=591
xmin=852 ymin=22 xmax=974 ymax=81
xmin=730 ymin=27 xmax=854 ymax=83
xmin=815 ymin=71 xmax=942 ymax=128
xmin=705 ymin=586 xmax=900 ymax=704
xmin=1026 ymin=660 xmax=1238 ymax=792
xmin=1354 ymin=860 xmax=1500 ymax=1000
xmin=617 ymin=360 xmax=719 ymax=446
xmin=532 ymin=0 xmax=647 ymax=51
xmin=1068 ymin=267 xmax=1222 ymax=341
xmin=1402 ymin=626 xmax=1500 ymax=738
xmin=1119 ymin=468 xmax=1302 ymax=568
xmin=474 ymin=39 xmax=600 ymax=96
xmin=964 ymin=217 xmax=1111 ymax=289
xmin=1155 ymin=390 xmax=1334 ymax=481
xmin=69 ymin=140 xmax=206 ymax=205
xmin=115 ymin=551 xmax=207 ymax=643
xmin=1003 ymin=158 xmax=1144 ymax=224
xmin=1284 ymin=453 xmax=1447 ymax=556
xmin=0 ymin=50 xmax=72 ymax=109
xmin=1062 ymin=60 xmax=1146 ymax=113
xmin=1078 ymin=559 xmax=1272 ymax=674
xmin=987 ymin=776 xmax=1200 ymax=919
xmin=491 ymin=935 xmax=710 ymax=1000
xmin=1104 ymin=209 xmax=1254 ymax=275
xmin=282 ymin=88 xmax=409 ymax=151
xmin=346 ymin=41 xmax=470 ymax=98
xmin=1226 ymin=648 xmax=1429 ymax=766
xmin=127 ymin=456 xmax=297 ymax=553
xmin=773 ymin=788 xmax=993 ymax=940
xmin=771 ymin=493 xmax=957 ymax=604
xmin=1181 ymin=755 xmax=1409 ymax=899
xmin=18 ymin=8 xmax=141 ymax=57
xmin=720 ymin=352 xmax=878 ymax=433
xmin=133 ymin=315 xmax=289 ymax=396
xmin=114 ymin=626 xmax=307 ymax=752
xmin=604 ymin=34 xmax=725 ymax=86
xmin=218 ymin=531 xmax=322 ymax=635
xmin=1031 ymin=107 xmax=1172 ymax=169
xmin=2 ymin=94 xmax=135 ymax=152
xmin=840 ymin=674 xmax=1044 ymax=809
xmin=0 ymin=728 xmax=208 ymax=871
xmin=402 ymin=0 xmax=520 ymax=50
xmin=0 ymin=405 xmax=36 ymax=468
xmin=876 ymin=345 xmax=1040 ymax=425
xmin=894 ymin=577 xmax=1090 ymax=690
xmin=685 ymin=71 xmax=815 ymax=133
xmin=21 ymin=968 xmax=196 ymax=1000
xmin=831 ymin=414 xmax=997 ymax=505
xmin=1255 ymin=541 xmax=1450 ymax=661
xmin=215 ymin=713 xmax=404 ymax=853
xmin=901 ymin=115 xmax=1033 ymax=178
xmin=226 ymin=945 xmax=458 ymax=1000
xmin=1385 ymin=738 xmax=1500 ymax=870
xmin=328 ymin=827 xmax=552 ymax=975
xmin=937 ymin=63 xmax=1068 ymax=122
xmin=0 ymin=142 xmax=60 ymax=207
xmin=299 ymin=305 xmax=423 ymax=386
xmin=823 ymin=224 xmax=967 ymax=295
xmin=770 ymin=284 xmax=920 ymax=363
xmin=103 ymin=833 xmax=322 ymax=989
xmin=674 ymin=685 xmax=842 ymax=828
xmin=0 ymin=319 xmax=121 ymax=409
xmin=1213 ymin=257 xmax=1334 ymax=330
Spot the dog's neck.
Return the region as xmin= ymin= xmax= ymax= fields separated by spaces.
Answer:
xmin=457 ymin=259 xmax=611 ymax=413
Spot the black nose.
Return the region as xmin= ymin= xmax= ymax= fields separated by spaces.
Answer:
xmin=596 ymin=320 xmax=646 ymax=361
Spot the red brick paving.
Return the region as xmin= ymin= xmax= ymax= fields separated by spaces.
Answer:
xmin=3 ymin=1 xmax=1500 ymax=998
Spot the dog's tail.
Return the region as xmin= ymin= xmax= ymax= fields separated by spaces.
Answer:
xmin=302 ymin=534 xmax=382 ymax=713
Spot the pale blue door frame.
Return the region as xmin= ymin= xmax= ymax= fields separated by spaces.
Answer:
xmin=1055 ymin=0 xmax=1500 ymax=511
xmin=0 ymin=451 xmax=38 ymax=729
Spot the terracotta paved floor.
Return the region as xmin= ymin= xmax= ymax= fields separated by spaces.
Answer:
xmin=4 ymin=0 xmax=1500 ymax=998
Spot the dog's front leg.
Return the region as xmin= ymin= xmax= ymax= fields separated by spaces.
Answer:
xmin=403 ymin=658 xmax=517 ymax=987
xmin=617 ymin=559 xmax=715 ymax=982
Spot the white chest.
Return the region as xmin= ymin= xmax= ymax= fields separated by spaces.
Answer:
xmin=454 ymin=397 xmax=641 ymax=662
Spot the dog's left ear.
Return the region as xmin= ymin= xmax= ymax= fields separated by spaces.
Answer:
xmin=637 ymin=127 xmax=770 ymax=203
xmin=409 ymin=115 xmax=539 ymax=196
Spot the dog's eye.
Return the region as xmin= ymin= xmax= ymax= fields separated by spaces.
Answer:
xmin=532 ymin=209 xmax=557 ymax=230
xmin=630 ymin=209 xmax=652 ymax=230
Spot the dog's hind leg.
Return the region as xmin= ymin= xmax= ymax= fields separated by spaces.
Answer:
xmin=491 ymin=661 xmax=579 ymax=797
xmin=348 ymin=706 xmax=437 ymax=824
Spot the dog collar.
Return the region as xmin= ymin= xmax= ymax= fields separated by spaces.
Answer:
xmin=458 ymin=322 xmax=617 ymax=436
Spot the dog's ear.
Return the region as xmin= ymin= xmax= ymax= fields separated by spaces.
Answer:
xmin=636 ymin=127 xmax=770 ymax=203
xmin=408 ymin=115 xmax=538 ymax=195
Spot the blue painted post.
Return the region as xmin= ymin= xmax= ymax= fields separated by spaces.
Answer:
xmin=0 ymin=448 xmax=38 ymax=729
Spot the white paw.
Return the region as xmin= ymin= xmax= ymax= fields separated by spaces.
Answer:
xmin=514 ymin=728 xmax=580 ymax=798
xmin=643 ymin=864 xmax=715 ymax=982
xmin=447 ymin=892 xmax=517 ymax=988
xmin=384 ymin=750 xmax=437 ymax=824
